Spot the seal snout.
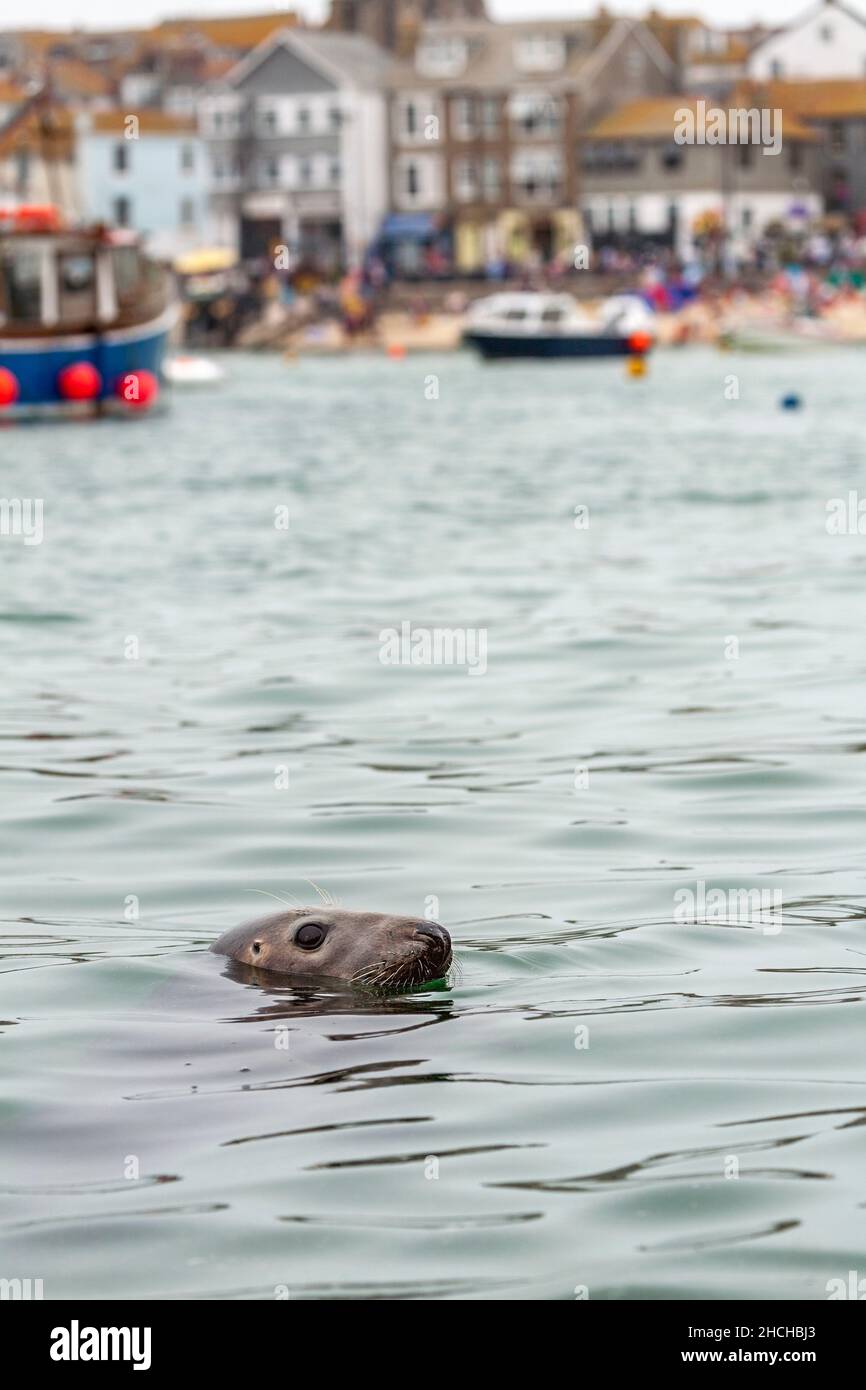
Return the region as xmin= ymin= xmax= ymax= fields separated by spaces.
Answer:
xmin=413 ymin=921 xmax=452 ymax=973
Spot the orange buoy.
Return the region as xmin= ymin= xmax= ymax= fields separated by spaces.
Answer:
xmin=387 ymin=343 xmax=407 ymax=360
xmin=0 ymin=366 xmax=19 ymax=407
xmin=626 ymin=356 xmax=647 ymax=378
xmin=58 ymin=361 xmax=102 ymax=401
xmin=116 ymin=369 xmax=159 ymax=409
xmin=628 ymin=331 xmax=653 ymax=355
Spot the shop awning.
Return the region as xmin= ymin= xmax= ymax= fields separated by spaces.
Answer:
xmin=379 ymin=213 xmax=438 ymax=241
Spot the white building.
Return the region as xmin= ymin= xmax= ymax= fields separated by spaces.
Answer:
xmin=748 ymin=0 xmax=866 ymax=82
xmin=199 ymin=29 xmax=392 ymax=269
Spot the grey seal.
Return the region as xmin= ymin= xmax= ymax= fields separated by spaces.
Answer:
xmin=211 ymin=908 xmax=452 ymax=989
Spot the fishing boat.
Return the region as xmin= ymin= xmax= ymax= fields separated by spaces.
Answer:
xmin=463 ymin=291 xmax=655 ymax=361
xmin=0 ymin=205 xmax=179 ymax=418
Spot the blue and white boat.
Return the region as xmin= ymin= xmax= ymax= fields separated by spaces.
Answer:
xmin=0 ymin=207 xmax=179 ymax=418
xmin=463 ymin=291 xmax=655 ymax=361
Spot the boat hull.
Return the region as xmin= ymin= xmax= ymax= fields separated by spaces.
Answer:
xmin=463 ymin=330 xmax=649 ymax=360
xmin=0 ymin=304 xmax=178 ymax=417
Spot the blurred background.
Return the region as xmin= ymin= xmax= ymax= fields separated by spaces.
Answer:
xmin=4 ymin=0 xmax=866 ymax=349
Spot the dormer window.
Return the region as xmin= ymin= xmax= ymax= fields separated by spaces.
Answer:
xmin=514 ymin=34 xmax=566 ymax=73
xmin=416 ymin=36 xmax=468 ymax=78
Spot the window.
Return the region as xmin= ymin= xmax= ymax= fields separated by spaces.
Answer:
xmin=738 ymin=142 xmax=753 ymax=168
xmin=261 ymin=157 xmax=279 ymax=184
xmin=452 ymin=95 xmax=477 ymax=139
xmin=820 ymin=25 xmax=833 ymax=42
xmin=771 ymin=60 xmax=784 ymax=78
xmin=329 ymin=105 xmax=341 ymax=131
xmin=583 ymin=141 xmax=641 ymax=173
xmin=405 ymin=100 xmax=418 ymax=136
xmin=514 ymin=34 xmax=566 ymax=73
xmin=511 ymin=149 xmax=563 ymax=202
xmin=330 ymin=159 xmax=341 ymax=185
xmin=259 ymin=107 xmax=277 ymax=134
xmin=299 ymin=158 xmax=312 ymax=186
xmin=212 ymin=156 xmax=225 ymax=181
xmin=509 ymin=92 xmax=560 ymax=137
xmin=830 ymin=122 xmax=845 ymax=154
xmin=661 ymin=145 xmax=684 ymax=171
xmin=113 ymin=195 xmax=131 ymax=227
xmin=482 ymin=156 xmax=501 ymax=201
xmin=113 ymin=142 xmax=129 ymax=172
xmin=406 ymin=162 xmax=420 ymax=197
xmin=179 ymin=197 xmax=195 ymax=226
xmin=0 ymin=243 xmax=42 ymax=321
xmin=789 ymin=142 xmax=803 ymax=171
xmin=453 ymin=158 xmax=478 ymax=202
xmin=481 ymin=96 xmax=499 ymax=138
xmin=297 ymin=107 xmax=310 ymax=133
xmin=742 ymin=207 xmax=753 ymax=229
xmin=416 ymin=36 xmax=467 ymax=78
xmin=180 ymin=143 xmax=194 ymax=173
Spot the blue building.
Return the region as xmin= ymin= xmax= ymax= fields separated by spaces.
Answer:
xmin=77 ymin=109 xmax=210 ymax=259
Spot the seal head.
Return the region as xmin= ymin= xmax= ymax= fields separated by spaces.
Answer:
xmin=211 ymin=908 xmax=452 ymax=989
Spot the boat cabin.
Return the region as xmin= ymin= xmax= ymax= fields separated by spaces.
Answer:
xmin=0 ymin=209 xmax=171 ymax=335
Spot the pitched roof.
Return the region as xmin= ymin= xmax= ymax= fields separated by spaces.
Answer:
xmin=737 ymin=77 xmax=866 ymax=118
xmin=49 ymin=58 xmax=115 ymax=97
xmin=153 ymin=11 xmax=298 ymax=50
xmin=0 ymin=104 xmax=74 ymax=159
xmin=387 ymin=16 xmax=672 ymax=92
xmin=86 ymin=108 xmax=198 ymax=135
xmin=227 ymin=28 xmax=396 ymax=91
xmin=586 ymin=94 xmax=820 ymax=142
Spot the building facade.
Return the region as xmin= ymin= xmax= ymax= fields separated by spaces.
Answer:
xmin=386 ymin=16 xmax=676 ymax=275
xmin=199 ymin=28 xmax=391 ymax=269
xmin=742 ymin=78 xmax=866 ymax=215
xmin=76 ymin=110 xmax=208 ymax=259
xmin=581 ymin=95 xmax=823 ymax=262
xmin=748 ymin=0 xmax=866 ymax=82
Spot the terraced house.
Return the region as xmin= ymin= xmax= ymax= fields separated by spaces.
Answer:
xmin=385 ymin=15 xmax=676 ymax=276
xmin=199 ymin=27 xmax=391 ymax=269
xmin=581 ymin=93 xmax=823 ymax=263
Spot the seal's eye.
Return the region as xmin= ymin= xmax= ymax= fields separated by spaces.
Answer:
xmin=295 ymin=922 xmax=327 ymax=950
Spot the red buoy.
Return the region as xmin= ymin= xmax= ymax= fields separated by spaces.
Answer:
xmin=0 ymin=366 xmax=19 ymax=407
xmin=58 ymin=361 xmax=102 ymax=401
xmin=116 ymin=369 xmax=159 ymax=409
xmin=628 ymin=331 xmax=653 ymax=355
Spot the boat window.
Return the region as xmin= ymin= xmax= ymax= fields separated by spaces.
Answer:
xmin=541 ymin=307 xmax=565 ymax=323
xmin=57 ymin=252 xmax=96 ymax=322
xmin=112 ymin=245 xmax=143 ymax=306
xmin=504 ymin=308 xmax=527 ymax=321
xmin=0 ymin=243 xmax=42 ymax=323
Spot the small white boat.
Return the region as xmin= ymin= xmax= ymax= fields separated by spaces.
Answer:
xmin=463 ymin=292 xmax=655 ymax=360
xmin=163 ymin=354 xmax=225 ymax=385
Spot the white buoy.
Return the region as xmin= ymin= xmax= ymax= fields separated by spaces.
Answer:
xmin=163 ymin=355 xmax=225 ymax=386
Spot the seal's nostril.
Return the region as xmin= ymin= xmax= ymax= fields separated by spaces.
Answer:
xmin=413 ymin=922 xmax=451 ymax=962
